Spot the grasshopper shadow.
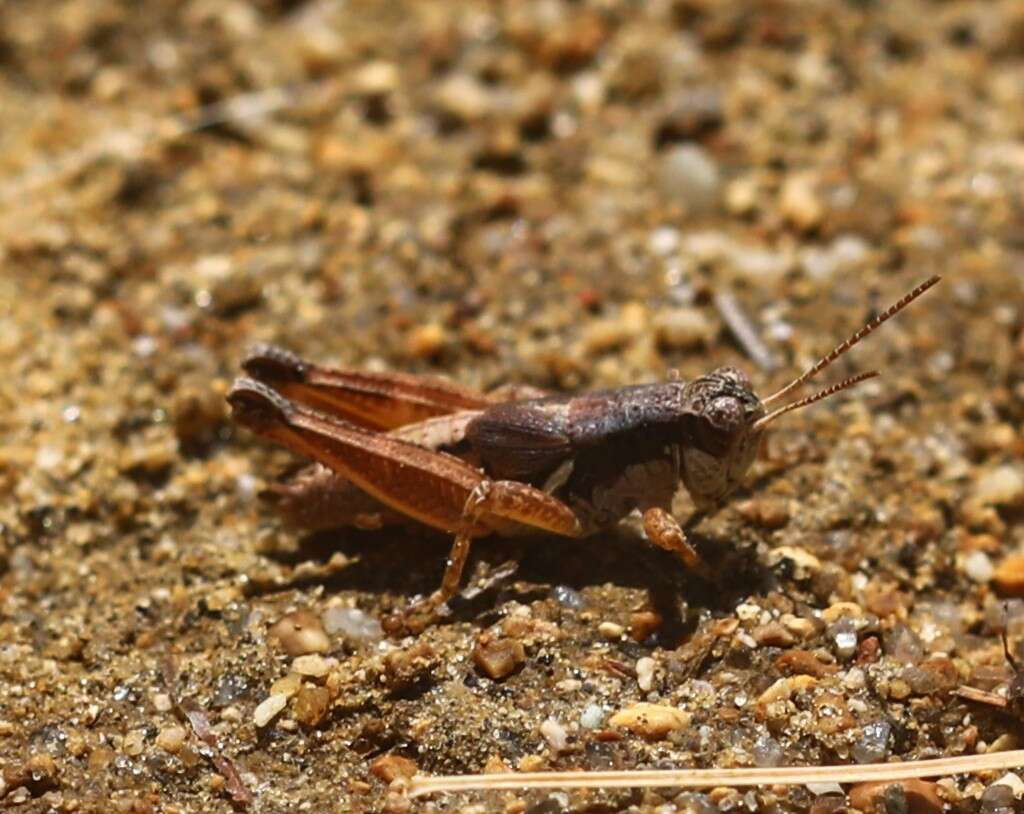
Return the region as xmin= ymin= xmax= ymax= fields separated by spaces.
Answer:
xmin=259 ymin=525 xmax=774 ymax=645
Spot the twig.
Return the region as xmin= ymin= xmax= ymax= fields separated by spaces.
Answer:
xmin=408 ymin=750 xmax=1024 ymax=798
xmin=713 ymin=290 xmax=778 ymax=373
xmin=161 ymin=658 xmax=254 ymax=808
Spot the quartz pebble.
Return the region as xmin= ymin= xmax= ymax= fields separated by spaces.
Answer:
xmin=851 ymin=720 xmax=891 ymax=764
xmin=965 ymin=551 xmax=994 ymax=582
xmin=973 ymin=466 xmax=1024 ymax=506
xmin=540 ymin=717 xmax=568 ymax=751
xmin=322 ymin=607 xmax=383 ymax=642
xmin=253 ymin=693 xmax=288 ymax=728
xmin=636 ymin=657 xmax=656 ymax=691
xmin=580 ymin=704 xmax=604 ymax=729
xmin=660 ymin=145 xmax=721 ymax=214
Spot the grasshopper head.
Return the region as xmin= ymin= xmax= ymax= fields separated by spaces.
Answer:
xmin=675 ymin=276 xmax=940 ymax=510
xmin=678 ymin=367 xmax=766 ymax=508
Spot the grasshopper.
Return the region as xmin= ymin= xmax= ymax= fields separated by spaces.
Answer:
xmin=228 ymin=276 xmax=939 ymax=631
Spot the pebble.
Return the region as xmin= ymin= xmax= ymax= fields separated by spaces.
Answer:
xmin=994 ymin=556 xmax=1024 ymax=597
xmin=851 ymin=720 xmax=891 ymax=764
xmin=269 ymin=611 xmax=330 ymax=656
xmin=885 ymin=624 xmax=924 ymax=664
xmin=773 ymin=650 xmax=838 ymax=678
xmin=122 ymin=729 xmax=146 ymax=756
xmin=292 ymin=654 xmax=337 ymax=678
xmin=435 ymin=73 xmax=493 ymax=121
xmin=253 ymin=693 xmax=288 ymax=727
xmin=981 ymin=783 xmax=1017 ymax=814
xmin=660 ymin=145 xmax=721 ymax=214
xmin=636 ymin=657 xmax=656 ymax=691
xmin=579 ymin=704 xmax=605 ymax=729
xmin=768 ymin=546 xmax=821 ymax=578
xmin=598 ymin=621 xmax=625 ymax=639
xmin=321 ymin=606 xmax=383 ymax=643
xmin=973 ymin=466 xmax=1024 ymax=506
xmin=756 ymin=675 xmax=817 ymax=709
xmin=370 ymin=754 xmax=418 ymax=784
xmin=780 ymin=615 xmax=818 ymax=640
xmin=406 ymin=323 xmax=447 ymax=359
xmin=540 ymin=717 xmax=568 ymax=752
xmin=654 ymin=307 xmax=716 ymax=349
xmin=472 ymin=636 xmax=525 ymax=680
xmin=352 ymin=61 xmax=399 ymax=95
xmin=828 ymin=619 xmax=859 ymax=660
xmin=753 ymin=622 xmax=796 ymax=648
xmin=628 ymin=611 xmax=662 ymax=642
xmin=151 ymin=692 xmax=173 ymax=713
xmin=847 ymin=780 xmax=942 ymax=814
xmin=752 ymin=734 xmax=785 ymax=767
xmin=780 ymin=173 xmax=824 ymax=231
xmin=551 ymin=585 xmax=586 ymax=610
xmin=292 ymin=685 xmax=331 ymax=728
xmin=270 ymin=672 xmax=302 ymax=698
xmin=581 ymin=303 xmax=646 ymax=355
xmin=608 ymin=702 xmax=690 ymax=739
xmin=155 ymin=726 xmax=187 ymax=754
xmin=965 ymin=551 xmax=995 ymax=583
xmin=992 ymin=773 xmax=1024 ymax=797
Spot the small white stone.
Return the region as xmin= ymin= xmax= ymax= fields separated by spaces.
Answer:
xmin=151 ymin=692 xmax=174 ymax=713
xmin=964 ymin=550 xmax=994 ymax=583
xmin=636 ymin=657 xmax=656 ymax=692
xmin=974 ymin=466 xmax=1024 ymax=506
xmin=322 ymin=606 xmax=383 ymax=642
xmin=598 ymin=621 xmax=624 ymax=639
xmin=580 ymin=704 xmax=605 ymax=729
xmin=843 ymin=667 xmax=866 ymax=691
xmin=660 ymin=145 xmax=721 ymax=214
xmin=35 ymin=445 xmax=64 ymax=471
xmin=253 ymin=693 xmax=288 ymax=728
xmin=540 ymin=717 xmax=568 ymax=752
xmin=806 ymin=782 xmax=843 ymax=796
xmin=993 ymin=772 xmax=1024 ymax=797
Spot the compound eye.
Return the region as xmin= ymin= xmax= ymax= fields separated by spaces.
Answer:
xmin=707 ymin=396 xmax=742 ymax=431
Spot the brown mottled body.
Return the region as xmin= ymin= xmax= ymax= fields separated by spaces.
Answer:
xmin=229 ymin=277 xmax=940 ymax=630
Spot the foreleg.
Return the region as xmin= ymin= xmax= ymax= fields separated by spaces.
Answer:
xmin=642 ymin=507 xmax=707 ymax=576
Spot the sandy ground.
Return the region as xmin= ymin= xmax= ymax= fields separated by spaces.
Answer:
xmin=2 ymin=1 xmax=1024 ymax=812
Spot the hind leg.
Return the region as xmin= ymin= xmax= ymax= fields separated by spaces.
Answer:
xmin=261 ymin=464 xmax=407 ymax=531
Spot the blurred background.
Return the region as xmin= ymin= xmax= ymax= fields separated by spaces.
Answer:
xmin=2 ymin=1 xmax=1024 ymax=811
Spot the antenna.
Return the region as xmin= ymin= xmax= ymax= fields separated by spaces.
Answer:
xmin=762 ymin=276 xmax=941 ymax=407
xmin=753 ymin=371 xmax=879 ymax=431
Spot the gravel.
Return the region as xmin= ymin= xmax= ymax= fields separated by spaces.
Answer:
xmin=2 ymin=1 xmax=1023 ymax=811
